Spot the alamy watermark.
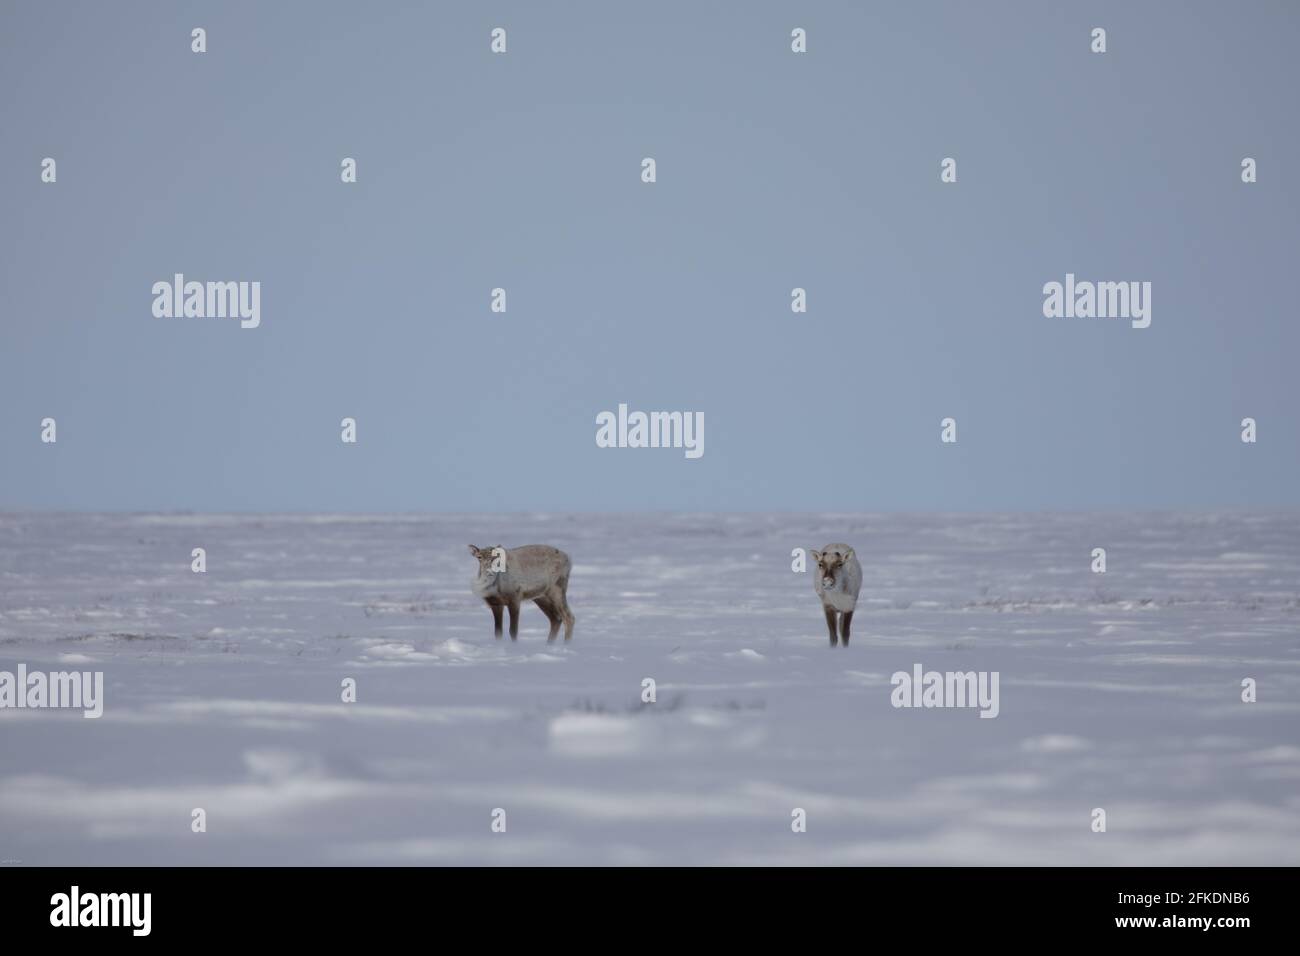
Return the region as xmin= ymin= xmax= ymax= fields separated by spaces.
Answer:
xmin=890 ymin=663 xmax=999 ymax=718
xmin=50 ymin=886 xmax=150 ymax=936
xmin=0 ymin=664 xmax=103 ymax=718
xmin=1042 ymin=273 xmax=1150 ymax=329
xmin=152 ymin=273 xmax=261 ymax=329
xmin=595 ymin=403 xmax=704 ymax=459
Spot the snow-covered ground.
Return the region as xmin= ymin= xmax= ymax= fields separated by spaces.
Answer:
xmin=1 ymin=512 xmax=1298 ymax=865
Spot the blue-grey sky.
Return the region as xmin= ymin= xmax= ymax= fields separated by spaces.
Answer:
xmin=2 ymin=0 xmax=1297 ymax=512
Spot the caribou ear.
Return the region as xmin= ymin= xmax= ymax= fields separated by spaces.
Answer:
xmin=468 ymin=545 xmax=481 ymax=557
xmin=842 ymin=548 xmax=854 ymax=562
xmin=809 ymin=550 xmax=822 ymax=564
